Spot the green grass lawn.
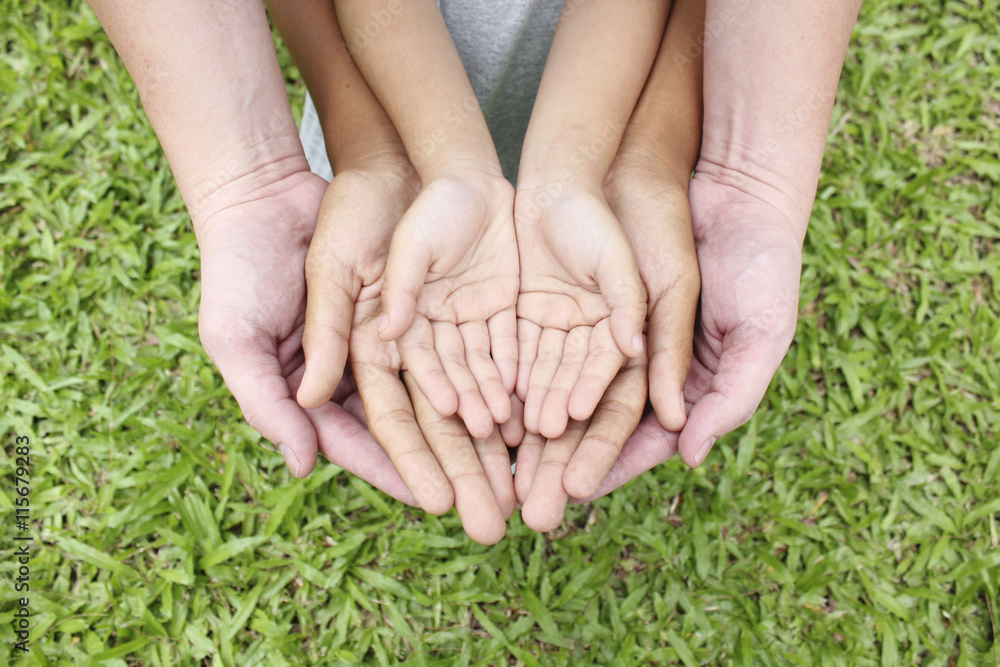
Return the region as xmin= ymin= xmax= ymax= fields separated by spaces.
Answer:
xmin=1 ymin=0 xmax=998 ymax=664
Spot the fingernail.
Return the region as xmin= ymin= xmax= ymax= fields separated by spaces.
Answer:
xmin=278 ymin=444 xmax=302 ymax=477
xmin=632 ymin=334 xmax=643 ymax=355
xmin=678 ymin=391 xmax=687 ymax=416
xmin=695 ymin=437 xmax=716 ymax=466
xmin=378 ymin=314 xmax=389 ymax=334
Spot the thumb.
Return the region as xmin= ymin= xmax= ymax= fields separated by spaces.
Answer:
xmin=646 ymin=271 xmax=700 ymax=431
xmin=297 ymin=257 xmax=359 ymax=409
xmin=596 ymin=231 xmax=646 ymax=359
xmin=677 ymin=323 xmax=793 ymax=468
xmin=379 ymin=214 xmax=434 ymax=341
xmin=204 ymin=329 xmax=319 ymax=478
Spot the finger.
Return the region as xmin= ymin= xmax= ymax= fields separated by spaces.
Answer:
xmin=379 ymin=216 xmax=434 ymax=341
xmin=538 ymin=326 xmax=590 ymax=439
xmin=475 ymin=428 xmax=516 ymax=520
xmin=499 ymin=392 xmax=526 ymax=448
xmin=522 ymin=328 xmax=567 ymax=435
xmin=596 ymin=233 xmax=646 ymax=359
xmin=563 ymin=352 xmax=647 ymax=499
xmin=568 ymin=320 xmax=626 ymax=422
xmin=460 ymin=320 xmax=512 ymax=424
xmin=520 ymin=421 xmax=588 ymax=533
xmin=515 ymin=318 xmax=541 ymax=401
xmin=404 ymin=373 xmax=507 ymax=545
xmin=571 ymin=411 xmax=679 ymax=503
xmin=647 ymin=274 xmax=700 ymax=432
xmin=488 ymin=308 xmax=518 ymax=396
xmin=677 ymin=325 xmax=791 ymax=468
xmin=513 ymin=432 xmax=545 ymax=505
xmin=298 ymin=259 xmax=358 ymax=409
xmin=433 ymin=323 xmax=495 ymax=439
xmin=353 ymin=360 xmax=453 ymax=515
xmin=208 ymin=334 xmax=318 ymax=478
xmin=304 ymin=399 xmax=416 ymax=506
xmin=395 ymin=317 xmax=459 ymax=417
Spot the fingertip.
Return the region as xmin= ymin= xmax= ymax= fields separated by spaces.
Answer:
xmin=278 ymin=443 xmax=317 ymax=479
xmin=538 ymin=410 xmax=569 ymax=441
xmin=377 ymin=292 xmax=416 ymax=342
xmin=650 ymin=389 xmax=687 ymax=432
xmin=520 ymin=499 xmax=565 ymax=534
xmin=418 ymin=484 xmax=455 ymax=516
xmin=296 ymin=374 xmax=336 ymax=411
xmin=465 ymin=514 xmax=507 ymax=545
xmin=567 ymin=391 xmax=598 ymax=424
xmin=428 ymin=387 xmax=460 ymax=418
xmin=562 ymin=465 xmax=600 ymax=501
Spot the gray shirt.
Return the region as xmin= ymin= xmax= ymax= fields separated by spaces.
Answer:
xmin=299 ymin=0 xmax=565 ymax=183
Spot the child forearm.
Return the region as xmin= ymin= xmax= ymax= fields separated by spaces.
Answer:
xmin=616 ymin=0 xmax=706 ymax=183
xmin=518 ymin=0 xmax=670 ymax=189
xmin=266 ymin=0 xmax=408 ymax=174
xmin=334 ymin=0 xmax=502 ymax=181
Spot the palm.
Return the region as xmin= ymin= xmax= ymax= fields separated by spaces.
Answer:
xmin=676 ymin=176 xmax=803 ymax=465
xmin=405 ymin=180 xmax=519 ymax=326
xmin=380 ymin=175 xmax=519 ymax=439
xmin=514 ymin=187 xmax=645 ymax=439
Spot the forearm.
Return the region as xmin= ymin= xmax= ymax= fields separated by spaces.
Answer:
xmin=266 ymin=0 xmax=407 ymax=173
xmin=334 ymin=0 xmax=500 ymax=180
xmin=88 ymin=0 xmax=306 ymax=226
xmin=616 ymin=0 xmax=706 ymax=185
xmin=696 ymin=0 xmax=862 ymax=233
xmin=518 ymin=0 xmax=670 ymax=189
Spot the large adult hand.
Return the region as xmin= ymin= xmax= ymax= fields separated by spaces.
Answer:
xmin=194 ymin=168 xmax=410 ymax=502
xmin=297 ymin=158 xmax=515 ymax=543
xmin=581 ymin=172 xmax=803 ymax=499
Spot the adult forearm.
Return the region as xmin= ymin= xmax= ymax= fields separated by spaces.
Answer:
xmin=88 ymin=0 xmax=306 ymax=225
xmin=518 ymin=0 xmax=669 ymax=188
xmin=267 ymin=0 xmax=407 ymax=173
xmin=697 ymin=0 xmax=862 ymax=234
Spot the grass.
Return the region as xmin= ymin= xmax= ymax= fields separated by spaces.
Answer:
xmin=0 ymin=0 xmax=998 ymax=664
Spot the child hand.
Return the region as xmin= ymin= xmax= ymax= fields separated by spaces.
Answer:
xmin=602 ymin=159 xmax=701 ymax=433
xmin=514 ymin=183 xmax=646 ymax=440
xmin=377 ymin=173 xmax=519 ymax=440
xmin=297 ymin=159 xmax=514 ymax=541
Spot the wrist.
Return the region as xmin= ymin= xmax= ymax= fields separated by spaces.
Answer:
xmin=412 ymin=143 xmax=505 ymax=184
xmin=334 ymin=148 xmax=419 ymax=190
xmin=186 ymin=132 xmax=310 ymax=225
xmin=514 ymin=177 xmax=606 ymax=227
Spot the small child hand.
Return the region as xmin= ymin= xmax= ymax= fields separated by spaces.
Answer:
xmin=514 ymin=183 xmax=646 ymax=440
xmin=377 ymin=173 xmax=519 ymax=439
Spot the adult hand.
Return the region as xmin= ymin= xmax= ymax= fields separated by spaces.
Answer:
xmin=194 ymin=168 xmax=410 ymax=503
xmin=580 ymin=172 xmax=803 ymax=499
